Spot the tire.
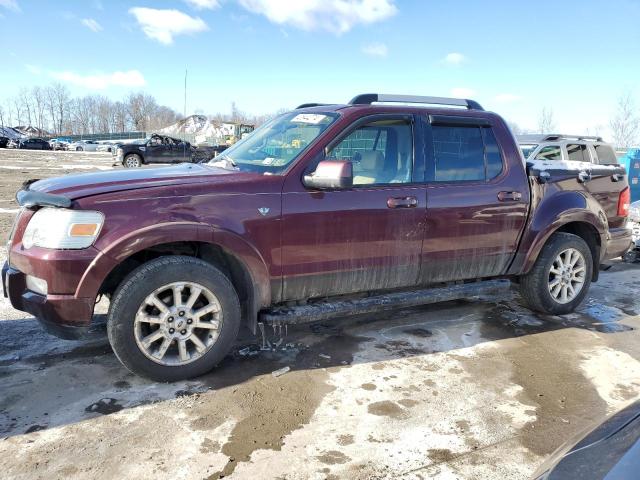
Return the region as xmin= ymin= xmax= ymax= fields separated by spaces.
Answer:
xmin=519 ymin=232 xmax=593 ymax=315
xmin=76 ymin=147 xmax=83 ymax=151
xmin=123 ymin=154 xmax=142 ymax=168
xmin=107 ymin=256 xmax=241 ymax=381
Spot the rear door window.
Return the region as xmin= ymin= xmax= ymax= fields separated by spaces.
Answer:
xmin=535 ymin=145 xmax=562 ymax=160
xmin=566 ymin=144 xmax=591 ymax=162
xmin=429 ymin=125 xmax=504 ymax=182
xmin=593 ymin=144 xmax=617 ymax=164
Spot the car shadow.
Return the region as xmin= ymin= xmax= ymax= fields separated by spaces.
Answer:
xmin=0 ymin=285 xmax=637 ymax=439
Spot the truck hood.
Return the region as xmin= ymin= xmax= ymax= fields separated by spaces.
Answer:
xmin=28 ymin=163 xmax=237 ymax=200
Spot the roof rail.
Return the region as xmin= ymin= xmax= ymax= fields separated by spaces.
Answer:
xmin=296 ymin=103 xmax=330 ymax=109
xmin=542 ymin=134 xmax=604 ymax=142
xmin=349 ymin=94 xmax=484 ymax=111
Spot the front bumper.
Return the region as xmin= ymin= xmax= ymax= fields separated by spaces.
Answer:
xmin=3 ymin=262 xmax=94 ymax=339
xmin=604 ymin=226 xmax=634 ymax=260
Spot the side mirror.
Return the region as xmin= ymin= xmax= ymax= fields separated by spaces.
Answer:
xmin=303 ymin=160 xmax=353 ymax=190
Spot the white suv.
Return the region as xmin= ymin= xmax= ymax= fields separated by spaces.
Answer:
xmin=517 ymin=134 xmax=618 ymax=164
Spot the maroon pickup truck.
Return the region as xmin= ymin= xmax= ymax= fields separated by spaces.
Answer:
xmin=2 ymin=94 xmax=632 ymax=381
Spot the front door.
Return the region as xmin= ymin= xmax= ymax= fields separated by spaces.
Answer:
xmin=145 ymin=138 xmax=165 ymax=163
xmin=280 ymin=115 xmax=426 ymax=301
xmin=419 ymin=116 xmax=530 ymax=284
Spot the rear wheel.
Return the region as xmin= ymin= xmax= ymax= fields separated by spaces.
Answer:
xmin=124 ymin=154 xmax=142 ymax=168
xmin=519 ymin=232 xmax=593 ymax=315
xmin=107 ymin=256 xmax=241 ymax=381
xmin=76 ymin=147 xmax=83 ymax=152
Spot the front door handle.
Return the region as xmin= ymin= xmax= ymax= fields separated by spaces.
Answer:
xmin=387 ymin=196 xmax=418 ymax=208
xmin=497 ymin=191 xmax=523 ymax=202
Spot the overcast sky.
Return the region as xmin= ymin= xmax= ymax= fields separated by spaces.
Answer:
xmin=1 ymin=0 xmax=639 ymax=138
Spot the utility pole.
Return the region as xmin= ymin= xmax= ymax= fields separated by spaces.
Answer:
xmin=184 ymin=68 xmax=187 ymax=119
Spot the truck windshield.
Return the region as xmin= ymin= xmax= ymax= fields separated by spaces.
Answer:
xmin=207 ymin=112 xmax=338 ymax=174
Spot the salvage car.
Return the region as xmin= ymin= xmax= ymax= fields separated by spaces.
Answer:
xmin=96 ymin=142 xmax=115 ymax=153
xmin=517 ymin=134 xmax=618 ymax=164
xmin=2 ymin=94 xmax=632 ymax=381
xmin=533 ymin=400 xmax=640 ymax=479
xmin=624 ymin=200 xmax=640 ymax=262
xmin=69 ymin=140 xmax=101 ymax=152
xmin=115 ymin=134 xmax=193 ymax=168
xmin=17 ymin=138 xmax=51 ymax=150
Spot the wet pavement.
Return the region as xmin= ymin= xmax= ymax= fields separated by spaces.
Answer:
xmin=1 ymin=150 xmax=640 ymax=479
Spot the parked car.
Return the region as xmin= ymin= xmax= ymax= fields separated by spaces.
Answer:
xmin=49 ymin=140 xmax=69 ymax=151
xmin=96 ymin=142 xmax=115 ymax=153
xmin=624 ymin=200 xmax=640 ymax=262
xmin=68 ymin=140 xmax=101 ymax=152
xmin=18 ymin=138 xmax=51 ymax=150
xmin=533 ymin=400 xmax=640 ymax=479
xmin=3 ymin=93 xmax=632 ymax=381
xmin=0 ymin=136 xmax=9 ymax=148
xmin=517 ymin=134 xmax=618 ymax=164
xmin=115 ymin=134 xmax=194 ymax=168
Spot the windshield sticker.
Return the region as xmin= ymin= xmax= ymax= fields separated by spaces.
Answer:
xmin=291 ymin=114 xmax=328 ymax=124
xmin=262 ymin=157 xmax=275 ymax=165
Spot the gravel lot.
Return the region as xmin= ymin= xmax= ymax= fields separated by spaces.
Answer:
xmin=1 ymin=148 xmax=639 ymax=479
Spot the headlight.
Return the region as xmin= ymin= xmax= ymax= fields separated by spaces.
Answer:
xmin=22 ymin=208 xmax=104 ymax=249
xmin=116 ymin=148 xmax=123 ymax=156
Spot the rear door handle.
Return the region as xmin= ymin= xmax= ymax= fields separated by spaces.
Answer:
xmin=497 ymin=191 xmax=523 ymax=202
xmin=387 ymin=196 xmax=418 ymax=208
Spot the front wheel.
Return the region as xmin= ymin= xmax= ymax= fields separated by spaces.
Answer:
xmin=107 ymin=256 xmax=241 ymax=381
xmin=123 ymin=154 xmax=142 ymax=168
xmin=76 ymin=147 xmax=83 ymax=152
xmin=519 ymin=232 xmax=593 ymax=315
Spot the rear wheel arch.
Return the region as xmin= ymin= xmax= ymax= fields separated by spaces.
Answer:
xmin=555 ymin=222 xmax=601 ymax=280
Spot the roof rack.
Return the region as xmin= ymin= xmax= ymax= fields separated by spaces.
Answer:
xmin=349 ymin=94 xmax=484 ymax=111
xmin=296 ymin=103 xmax=330 ymax=109
xmin=541 ymin=134 xmax=604 ymax=142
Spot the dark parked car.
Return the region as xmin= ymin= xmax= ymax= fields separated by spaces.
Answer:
xmin=2 ymin=93 xmax=632 ymax=381
xmin=18 ymin=138 xmax=51 ymax=150
xmin=115 ymin=134 xmax=193 ymax=168
xmin=0 ymin=136 xmax=9 ymax=148
xmin=534 ymin=400 xmax=640 ymax=479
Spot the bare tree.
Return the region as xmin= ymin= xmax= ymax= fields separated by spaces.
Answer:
xmin=31 ymin=86 xmax=47 ymax=132
xmin=610 ymin=92 xmax=639 ymax=148
xmin=537 ymin=107 xmax=556 ymax=133
xmin=12 ymin=97 xmax=23 ymax=126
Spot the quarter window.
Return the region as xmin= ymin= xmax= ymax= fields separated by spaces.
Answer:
xmin=594 ymin=144 xmax=617 ymax=164
xmin=327 ymin=119 xmax=413 ymax=185
xmin=566 ymin=144 xmax=590 ymax=162
xmin=430 ymin=125 xmax=504 ymax=182
xmin=535 ymin=145 xmax=562 ymax=161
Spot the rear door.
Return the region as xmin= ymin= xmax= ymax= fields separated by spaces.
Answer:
xmin=280 ymin=114 xmax=427 ymax=301
xmin=419 ymin=115 xmax=530 ymax=283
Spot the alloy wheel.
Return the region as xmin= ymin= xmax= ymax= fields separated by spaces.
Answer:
xmin=134 ymin=281 xmax=222 ymax=366
xmin=548 ymin=248 xmax=586 ymax=304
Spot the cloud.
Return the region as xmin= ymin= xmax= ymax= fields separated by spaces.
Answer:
xmin=0 ymin=0 xmax=20 ymax=12
xmin=237 ymin=0 xmax=397 ymax=34
xmin=25 ymin=64 xmax=41 ymax=75
xmin=443 ymin=52 xmax=466 ymax=65
xmin=451 ymin=87 xmax=475 ymax=98
xmin=361 ymin=42 xmax=388 ymax=57
xmin=129 ymin=7 xmax=208 ymax=45
xmin=184 ymin=0 xmax=220 ymax=9
xmin=50 ymin=70 xmax=146 ymax=90
xmin=495 ymin=93 xmax=522 ymax=103
xmin=81 ymin=18 xmax=103 ymax=32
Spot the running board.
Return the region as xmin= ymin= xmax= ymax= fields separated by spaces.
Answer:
xmin=260 ymin=279 xmax=511 ymax=326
